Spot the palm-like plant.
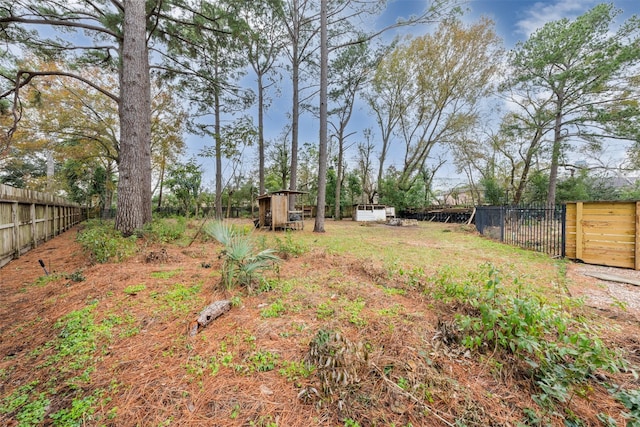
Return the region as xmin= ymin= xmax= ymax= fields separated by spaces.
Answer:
xmin=205 ymin=221 xmax=280 ymax=290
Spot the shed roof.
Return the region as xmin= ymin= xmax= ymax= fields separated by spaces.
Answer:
xmin=257 ymin=190 xmax=308 ymax=200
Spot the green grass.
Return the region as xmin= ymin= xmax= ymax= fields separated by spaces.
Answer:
xmin=123 ymin=284 xmax=147 ymax=295
xmin=150 ymin=269 xmax=183 ymax=279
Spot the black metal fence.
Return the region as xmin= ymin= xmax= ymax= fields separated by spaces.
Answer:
xmin=400 ymin=206 xmax=474 ymax=223
xmin=475 ymin=205 xmax=566 ymax=258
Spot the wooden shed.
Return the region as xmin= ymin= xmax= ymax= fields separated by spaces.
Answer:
xmin=257 ymin=190 xmax=306 ymax=231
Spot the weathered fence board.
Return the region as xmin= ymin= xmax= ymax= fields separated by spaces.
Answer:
xmin=565 ymin=201 xmax=640 ymax=270
xmin=0 ymin=183 xmax=86 ymax=268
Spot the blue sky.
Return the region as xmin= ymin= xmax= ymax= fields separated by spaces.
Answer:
xmin=376 ymin=0 xmax=640 ymax=45
xmin=466 ymin=0 xmax=640 ymax=44
xmin=192 ymin=0 xmax=640 ymax=192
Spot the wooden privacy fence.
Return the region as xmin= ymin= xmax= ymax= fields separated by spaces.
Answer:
xmin=565 ymin=201 xmax=640 ymax=270
xmin=0 ymin=183 xmax=86 ymax=268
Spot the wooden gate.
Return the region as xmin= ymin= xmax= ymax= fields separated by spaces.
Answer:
xmin=565 ymin=201 xmax=640 ymax=270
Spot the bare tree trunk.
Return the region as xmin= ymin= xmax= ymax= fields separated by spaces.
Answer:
xmin=334 ymin=140 xmax=344 ymax=220
xmin=314 ymin=0 xmax=328 ymax=232
xmin=214 ymin=63 xmax=223 ymax=220
xmin=226 ymin=190 xmax=233 ymax=218
xmin=116 ymin=0 xmax=151 ymax=236
xmin=258 ymin=74 xmax=266 ymax=195
xmin=288 ymin=0 xmax=301 ymax=210
xmin=547 ymin=91 xmax=564 ymax=208
xmin=289 ymin=43 xmax=299 ymax=207
xmin=157 ymin=152 xmax=165 ymax=209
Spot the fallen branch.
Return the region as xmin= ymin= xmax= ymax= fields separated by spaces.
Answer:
xmin=188 ymin=300 xmax=231 ymax=337
xmin=371 ymin=362 xmax=455 ymax=427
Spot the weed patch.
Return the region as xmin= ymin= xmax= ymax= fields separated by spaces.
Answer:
xmin=260 ymin=299 xmax=287 ymax=318
xmin=76 ymin=220 xmax=137 ymax=263
xmin=159 ymin=283 xmax=203 ymax=314
xmin=432 ymin=264 xmax=627 ymax=412
xmin=142 ymin=217 xmax=186 ymax=243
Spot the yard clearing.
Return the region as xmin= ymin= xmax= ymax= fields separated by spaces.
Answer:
xmin=1 ymin=219 xmax=639 ymax=426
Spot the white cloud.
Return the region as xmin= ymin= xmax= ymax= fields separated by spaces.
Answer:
xmin=515 ymin=0 xmax=597 ymax=38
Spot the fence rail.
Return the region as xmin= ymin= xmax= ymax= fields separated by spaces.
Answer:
xmin=475 ymin=205 xmax=566 ymax=258
xmin=0 ymin=184 xmax=87 ymax=268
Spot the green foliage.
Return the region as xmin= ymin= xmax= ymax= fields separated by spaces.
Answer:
xmin=555 ymin=170 xmax=619 ymax=203
xmin=15 ymin=393 xmax=49 ymax=426
xmin=507 ymin=3 xmax=640 ymax=204
xmin=142 ymin=217 xmax=186 ymax=243
xmin=381 ymin=287 xmax=406 ymax=296
xmin=278 ymin=360 xmax=315 ymax=383
xmin=150 ymin=269 xmax=182 ymax=279
xmin=379 ymin=166 xmax=428 ymax=212
xmin=204 ymin=221 xmax=280 ymax=290
xmin=522 ymin=171 xmax=548 ymax=205
xmin=0 ymin=305 xmax=113 ymax=426
xmin=0 ymin=381 xmax=40 ymax=419
xmin=32 ymin=273 xmax=62 ymax=287
xmin=165 ymin=159 xmax=203 ymax=217
xmin=260 ymin=299 xmax=286 ymax=318
xmin=65 ymin=270 xmax=86 ymax=283
xmin=273 ymin=231 xmax=307 ymax=258
xmin=161 ymin=283 xmax=202 ymax=314
xmin=343 ymin=297 xmax=367 ymax=327
xmin=244 ymin=350 xmax=279 ymax=373
xmin=377 ymin=304 xmax=403 ymax=317
xmin=480 ymin=175 xmax=506 ymax=205
xmin=0 ymin=152 xmax=47 ymax=188
xmin=316 ymin=301 xmax=335 ymax=320
xmin=433 ymin=265 xmax=626 ymax=407
xmin=46 ymin=304 xmax=99 ymax=373
xmin=614 ymin=388 xmax=640 ymax=426
xmin=76 ymin=220 xmax=138 ymax=263
xmin=123 ymin=284 xmax=146 ymax=295
xmin=49 ymin=394 xmax=97 ymax=426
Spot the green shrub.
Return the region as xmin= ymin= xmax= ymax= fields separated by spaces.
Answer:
xmin=76 ymin=221 xmax=137 ymax=263
xmin=204 ymin=221 xmax=280 ymax=290
xmin=142 ymin=217 xmax=186 ymax=243
xmin=433 ymin=264 xmax=626 ymax=406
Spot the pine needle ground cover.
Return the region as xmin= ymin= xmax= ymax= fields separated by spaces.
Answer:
xmin=1 ymin=219 xmax=639 ymax=427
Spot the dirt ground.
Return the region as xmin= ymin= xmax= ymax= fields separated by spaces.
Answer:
xmin=2 ymin=221 xmax=640 ymax=426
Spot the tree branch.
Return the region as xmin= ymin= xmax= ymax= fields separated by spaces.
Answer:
xmin=0 ymin=16 xmax=119 ymax=39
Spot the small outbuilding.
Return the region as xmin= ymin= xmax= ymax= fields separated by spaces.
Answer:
xmin=257 ymin=190 xmax=306 ymax=231
xmin=352 ymin=204 xmax=394 ymax=222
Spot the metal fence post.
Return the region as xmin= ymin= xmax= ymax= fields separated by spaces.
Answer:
xmin=499 ymin=206 xmax=505 ymax=242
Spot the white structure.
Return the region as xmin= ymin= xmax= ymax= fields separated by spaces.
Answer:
xmin=353 ymin=204 xmax=389 ymax=222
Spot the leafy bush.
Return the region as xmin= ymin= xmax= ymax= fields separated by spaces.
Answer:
xmin=614 ymin=387 xmax=640 ymax=426
xmin=204 ymin=221 xmax=280 ymax=290
xmin=76 ymin=220 xmax=137 ymax=263
xmin=432 ymin=264 xmax=626 ymax=406
xmin=142 ymin=217 xmax=186 ymax=243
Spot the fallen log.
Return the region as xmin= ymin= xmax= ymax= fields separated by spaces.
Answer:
xmin=189 ymin=300 xmax=232 ymax=337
